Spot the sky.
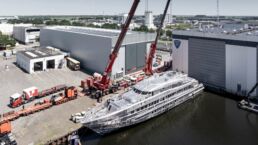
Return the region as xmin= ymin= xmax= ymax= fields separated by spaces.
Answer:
xmin=0 ymin=0 xmax=257 ymax=16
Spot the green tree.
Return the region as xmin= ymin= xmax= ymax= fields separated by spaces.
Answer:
xmin=0 ymin=33 xmax=16 ymax=47
xmin=166 ymin=30 xmax=172 ymax=38
xmin=149 ymin=28 xmax=155 ymax=33
xmin=32 ymin=18 xmax=44 ymax=25
xmin=59 ymin=19 xmax=71 ymax=26
xmin=159 ymin=29 xmax=165 ymax=36
xmin=45 ymin=19 xmax=59 ymax=25
xmin=101 ymin=23 xmax=119 ymax=29
xmin=133 ymin=25 xmax=149 ymax=32
xmin=72 ymin=22 xmax=85 ymax=26
xmin=86 ymin=23 xmax=101 ymax=28
xmin=139 ymin=25 xmax=148 ymax=32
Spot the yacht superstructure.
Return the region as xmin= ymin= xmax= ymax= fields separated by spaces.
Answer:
xmin=81 ymin=71 xmax=204 ymax=134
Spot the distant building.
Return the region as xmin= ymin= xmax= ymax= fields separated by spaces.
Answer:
xmin=120 ymin=13 xmax=128 ymax=24
xmin=16 ymin=47 xmax=65 ymax=74
xmin=0 ymin=16 xmax=18 ymax=20
xmin=13 ymin=26 xmax=40 ymax=44
xmin=172 ymin=28 xmax=258 ymax=97
xmin=0 ymin=23 xmax=32 ymax=35
xmin=164 ymin=14 xmax=174 ymax=26
xmin=40 ymin=26 xmax=156 ymax=79
xmin=145 ymin=11 xmax=156 ymax=29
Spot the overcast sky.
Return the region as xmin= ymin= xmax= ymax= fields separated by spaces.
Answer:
xmin=0 ymin=0 xmax=257 ymax=16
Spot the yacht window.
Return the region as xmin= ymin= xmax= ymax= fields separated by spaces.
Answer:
xmin=133 ymin=87 xmax=150 ymax=95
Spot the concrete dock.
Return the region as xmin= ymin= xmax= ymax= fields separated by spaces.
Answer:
xmin=12 ymin=95 xmax=95 ymax=145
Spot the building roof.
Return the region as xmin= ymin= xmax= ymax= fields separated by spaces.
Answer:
xmin=18 ymin=47 xmax=64 ymax=60
xmin=46 ymin=26 xmax=132 ymax=38
xmin=44 ymin=26 xmax=156 ymax=47
xmin=173 ymin=28 xmax=258 ymax=43
xmin=13 ymin=25 xmax=38 ymax=29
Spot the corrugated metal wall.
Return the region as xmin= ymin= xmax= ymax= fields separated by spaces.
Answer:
xmin=40 ymin=28 xmax=112 ymax=74
xmin=13 ymin=27 xmax=26 ymax=44
xmin=189 ymin=38 xmax=226 ymax=89
xmin=257 ymin=46 xmax=258 ymax=96
xmin=136 ymin=43 xmax=146 ymax=68
xmin=125 ymin=43 xmax=146 ymax=74
xmin=125 ymin=44 xmax=137 ymax=73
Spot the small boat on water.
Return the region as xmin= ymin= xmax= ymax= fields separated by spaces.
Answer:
xmin=238 ymin=100 xmax=258 ymax=113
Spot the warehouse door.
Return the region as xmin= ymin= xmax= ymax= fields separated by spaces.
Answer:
xmin=125 ymin=43 xmax=146 ymax=74
xmin=47 ymin=60 xmax=55 ymax=69
xmin=34 ymin=62 xmax=43 ymax=72
xmin=136 ymin=43 xmax=147 ymax=68
xmin=189 ymin=38 xmax=226 ymax=89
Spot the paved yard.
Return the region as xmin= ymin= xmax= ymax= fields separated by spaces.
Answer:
xmin=0 ymin=55 xmax=121 ymax=145
xmin=0 ymin=55 xmax=94 ymax=144
xmin=0 ymin=56 xmax=89 ymax=114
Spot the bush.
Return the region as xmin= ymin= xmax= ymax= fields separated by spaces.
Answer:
xmin=0 ymin=33 xmax=16 ymax=47
xmin=101 ymin=23 xmax=120 ymax=29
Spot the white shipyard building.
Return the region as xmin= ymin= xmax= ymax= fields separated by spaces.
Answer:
xmin=172 ymin=28 xmax=258 ymax=98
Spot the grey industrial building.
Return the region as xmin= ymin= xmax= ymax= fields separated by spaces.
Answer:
xmin=40 ymin=26 xmax=156 ymax=79
xmin=172 ymin=28 xmax=258 ymax=98
xmin=13 ymin=26 xmax=40 ymax=44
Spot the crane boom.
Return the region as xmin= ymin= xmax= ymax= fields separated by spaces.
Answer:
xmin=144 ymin=0 xmax=171 ymax=75
xmin=243 ymin=82 xmax=258 ymax=105
xmin=247 ymin=83 xmax=258 ymax=98
xmin=95 ymin=0 xmax=141 ymax=90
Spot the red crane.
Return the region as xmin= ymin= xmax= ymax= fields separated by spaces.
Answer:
xmin=86 ymin=0 xmax=140 ymax=99
xmin=144 ymin=0 xmax=172 ymax=75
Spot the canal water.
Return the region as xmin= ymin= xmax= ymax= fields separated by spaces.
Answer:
xmin=79 ymin=92 xmax=258 ymax=145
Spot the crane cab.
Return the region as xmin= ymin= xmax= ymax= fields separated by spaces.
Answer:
xmin=9 ymin=93 xmax=23 ymax=108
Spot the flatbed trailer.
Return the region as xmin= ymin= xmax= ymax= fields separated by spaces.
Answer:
xmin=18 ymin=100 xmax=53 ymax=116
xmin=10 ymin=84 xmax=67 ymax=108
xmin=1 ymin=86 xmax=78 ymax=124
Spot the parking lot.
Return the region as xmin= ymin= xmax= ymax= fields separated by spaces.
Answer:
xmin=0 ymin=54 xmax=99 ymax=144
xmin=0 ymin=56 xmax=89 ymax=114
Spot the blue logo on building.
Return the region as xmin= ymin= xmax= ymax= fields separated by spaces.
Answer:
xmin=174 ymin=40 xmax=181 ymax=49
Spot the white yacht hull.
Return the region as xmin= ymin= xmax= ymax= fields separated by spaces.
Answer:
xmin=83 ymin=85 xmax=204 ymax=135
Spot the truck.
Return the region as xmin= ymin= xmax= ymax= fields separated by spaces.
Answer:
xmin=10 ymin=87 xmax=38 ymax=108
xmin=67 ymin=57 xmax=80 ymax=71
xmin=10 ymin=84 xmax=67 ymax=108
xmin=0 ymin=121 xmax=17 ymax=145
xmin=51 ymin=86 xmax=78 ymax=105
xmin=2 ymin=86 xmax=78 ymax=123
